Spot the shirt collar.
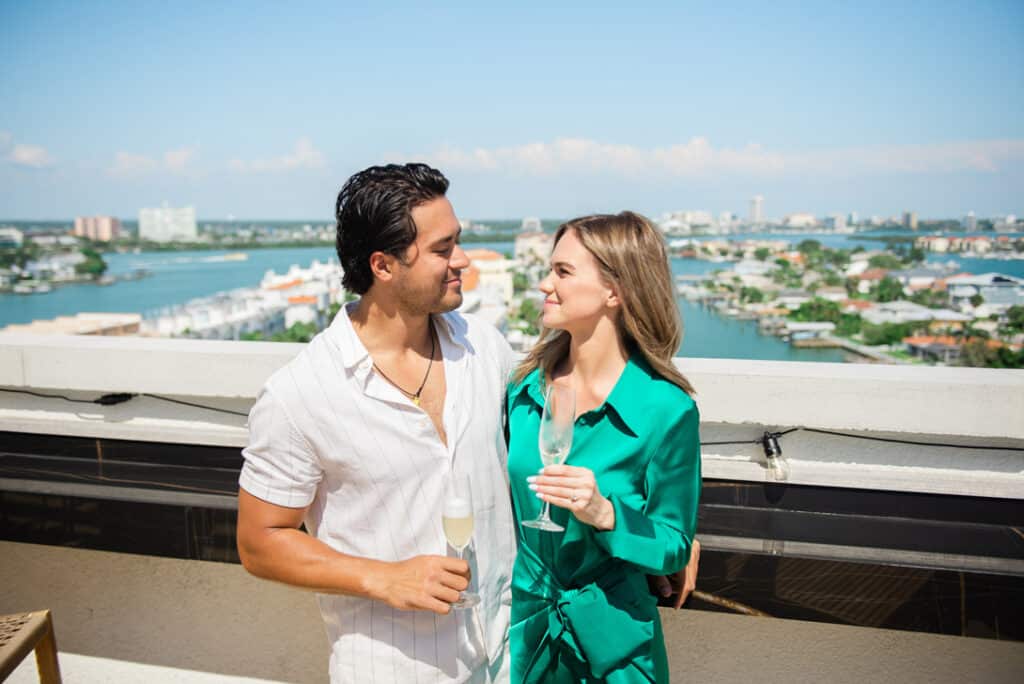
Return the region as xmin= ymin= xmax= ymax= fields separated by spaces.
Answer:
xmin=508 ymin=352 xmax=654 ymax=438
xmin=328 ymin=301 xmax=472 ymax=371
xmin=601 ymin=352 xmax=656 ymax=437
xmin=328 ymin=301 xmax=371 ymax=370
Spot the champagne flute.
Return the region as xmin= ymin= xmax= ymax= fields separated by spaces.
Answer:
xmin=442 ymin=472 xmax=480 ymax=609
xmin=522 ymin=383 xmax=575 ymax=532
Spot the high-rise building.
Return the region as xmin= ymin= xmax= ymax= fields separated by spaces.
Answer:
xmin=74 ymin=216 xmax=122 ymax=242
xmin=749 ymin=195 xmax=764 ymax=224
xmin=825 ymin=214 xmax=847 ymax=231
xmin=961 ymin=211 xmax=977 ymax=232
xmin=139 ymin=204 xmax=198 ymax=242
xmin=902 ymin=211 xmax=918 ymax=231
xmin=848 ymin=211 xmax=859 ymax=226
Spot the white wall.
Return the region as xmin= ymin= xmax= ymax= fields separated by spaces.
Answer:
xmin=1 ymin=333 xmax=1022 ymax=498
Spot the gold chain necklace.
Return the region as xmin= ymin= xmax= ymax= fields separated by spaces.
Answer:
xmin=372 ymin=324 xmax=436 ymax=406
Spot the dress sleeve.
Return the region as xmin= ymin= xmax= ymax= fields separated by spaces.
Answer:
xmin=593 ymin=400 xmax=701 ymax=575
xmin=239 ymin=386 xmax=323 ymax=509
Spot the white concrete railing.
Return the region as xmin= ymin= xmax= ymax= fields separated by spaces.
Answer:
xmin=1 ymin=332 xmax=1023 ymax=498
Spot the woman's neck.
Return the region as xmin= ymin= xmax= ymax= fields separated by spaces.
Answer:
xmin=555 ymin=318 xmax=629 ymax=409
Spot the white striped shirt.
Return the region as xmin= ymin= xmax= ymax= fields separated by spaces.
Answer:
xmin=240 ymin=303 xmax=516 ymax=683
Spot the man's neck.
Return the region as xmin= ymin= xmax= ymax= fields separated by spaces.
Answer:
xmin=349 ymin=293 xmax=433 ymax=358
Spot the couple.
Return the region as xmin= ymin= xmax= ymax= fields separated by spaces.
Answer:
xmin=236 ymin=163 xmax=701 ymax=683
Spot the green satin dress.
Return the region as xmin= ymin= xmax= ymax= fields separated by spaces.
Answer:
xmin=506 ymin=354 xmax=701 ymax=683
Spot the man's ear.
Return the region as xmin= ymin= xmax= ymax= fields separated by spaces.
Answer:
xmin=369 ymin=251 xmax=395 ymax=283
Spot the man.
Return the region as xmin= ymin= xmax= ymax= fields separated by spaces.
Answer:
xmin=237 ymin=163 xmax=698 ymax=683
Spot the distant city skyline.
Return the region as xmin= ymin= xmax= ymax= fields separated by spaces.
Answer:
xmin=1 ymin=1 xmax=1022 ymax=220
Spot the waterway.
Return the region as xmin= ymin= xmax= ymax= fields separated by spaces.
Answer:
xmin=1 ymin=232 xmax=1020 ymax=364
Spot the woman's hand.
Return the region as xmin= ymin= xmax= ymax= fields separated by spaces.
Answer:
xmin=528 ymin=464 xmax=615 ymax=530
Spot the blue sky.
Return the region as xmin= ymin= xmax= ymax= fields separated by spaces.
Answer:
xmin=1 ymin=1 xmax=1022 ymax=220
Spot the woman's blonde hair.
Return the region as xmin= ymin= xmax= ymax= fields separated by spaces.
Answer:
xmin=512 ymin=211 xmax=695 ymax=396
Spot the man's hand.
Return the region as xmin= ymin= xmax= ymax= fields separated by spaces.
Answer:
xmin=648 ymin=538 xmax=701 ymax=608
xmin=369 ymin=555 xmax=471 ymax=615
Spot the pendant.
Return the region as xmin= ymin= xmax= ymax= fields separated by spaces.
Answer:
xmin=413 ymin=396 xmax=420 ymax=406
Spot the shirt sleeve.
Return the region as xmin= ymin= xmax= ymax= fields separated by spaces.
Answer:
xmin=593 ymin=400 xmax=701 ymax=575
xmin=239 ymin=385 xmax=323 ymax=509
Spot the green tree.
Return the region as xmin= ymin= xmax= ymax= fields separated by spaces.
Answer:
xmin=75 ymin=248 xmax=108 ymax=278
xmin=862 ymin=322 xmax=917 ymax=346
xmin=797 ymin=239 xmax=823 ymax=256
xmin=518 ymin=298 xmax=541 ymax=335
xmin=1005 ymin=305 xmax=1024 ymax=333
xmin=969 ymin=293 xmax=985 ymax=308
xmin=740 ymin=286 xmax=764 ymax=304
xmin=789 ymin=297 xmax=840 ymax=323
xmin=826 ymin=249 xmax=852 ymax=269
xmin=513 ymin=271 xmax=530 ymax=293
xmin=907 ymin=246 xmax=926 ymax=264
xmin=836 ymin=313 xmax=863 ymax=337
xmin=873 ymin=277 xmax=905 ymax=303
xmin=958 ymin=340 xmax=997 ymax=368
xmin=910 ymin=288 xmax=948 ymax=308
xmin=754 ymin=247 xmax=772 ymax=262
xmin=868 ymin=254 xmax=903 ymax=270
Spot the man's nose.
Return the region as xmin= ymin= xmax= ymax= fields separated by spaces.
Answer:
xmin=451 ymin=244 xmax=470 ymax=270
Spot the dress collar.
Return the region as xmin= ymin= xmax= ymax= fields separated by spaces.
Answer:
xmin=509 ymin=352 xmax=657 ymax=438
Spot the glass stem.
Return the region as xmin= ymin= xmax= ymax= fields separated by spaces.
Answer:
xmin=540 ymin=500 xmax=552 ymax=521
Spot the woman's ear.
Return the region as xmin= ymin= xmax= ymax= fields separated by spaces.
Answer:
xmin=606 ymin=284 xmax=621 ymax=309
xmin=369 ymin=251 xmax=394 ymax=283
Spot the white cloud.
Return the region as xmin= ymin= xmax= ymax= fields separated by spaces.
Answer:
xmin=405 ymin=137 xmax=1024 ymax=179
xmin=108 ymin=146 xmax=199 ymax=178
xmin=164 ymin=146 xmax=198 ymax=172
xmin=228 ymin=137 xmax=326 ymax=173
xmin=8 ymin=143 xmax=54 ymax=168
xmin=109 ymin=151 xmax=160 ymax=178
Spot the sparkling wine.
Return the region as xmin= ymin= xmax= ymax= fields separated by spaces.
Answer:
xmin=443 ymin=497 xmax=474 ymax=550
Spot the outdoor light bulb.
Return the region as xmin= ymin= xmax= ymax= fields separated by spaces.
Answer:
xmin=768 ymin=455 xmax=790 ymax=481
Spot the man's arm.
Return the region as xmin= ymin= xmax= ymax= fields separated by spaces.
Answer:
xmin=648 ymin=539 xmax=701 ymax=608
xmin=236 ymin=488 xmax=469 ymax=615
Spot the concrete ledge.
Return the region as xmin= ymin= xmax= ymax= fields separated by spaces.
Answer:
xmin=1 ymin=334 xmax=1022 ymax=498
xmin=2 ymin=333 xmax=1022 ymax=437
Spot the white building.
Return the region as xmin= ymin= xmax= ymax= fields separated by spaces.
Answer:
xmin=514 ymin=231 xmax=552 ymax=266
xmin=0 ymin=227 xmax=24 ymax=248
xmin=24 ymin=252 xmax=86 ymax=281
xmin=520 ymin=217 xmax=542 ymax=232
xmin=946 ymin=273 xmax=1024 ymax=313
xmin=824 ymin=214 xmax=847 ymax=231
xmin=464 ymin=249 xmax=515 ymax=306
xmin=962 ymin=211 xmax=977 ymax=232
xmin=139 ymin=204 xmax=198 ymax=242
xmin=749 ymin=195 xmax=764 ymax=224
xmin=782 ymin=213 xmax=818 ymax=229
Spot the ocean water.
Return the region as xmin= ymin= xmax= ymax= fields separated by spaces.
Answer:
xmin=1 ymin=233 xmax=1019 ymax=363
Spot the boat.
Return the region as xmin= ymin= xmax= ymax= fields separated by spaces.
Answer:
xmin=13 ymin=282 xmax=52 ymax=294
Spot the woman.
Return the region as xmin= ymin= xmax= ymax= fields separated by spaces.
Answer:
xmin=506 ymin=211 xmax=701 ymax=683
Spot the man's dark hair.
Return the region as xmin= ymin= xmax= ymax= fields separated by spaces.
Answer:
xmin=334 ymin=163 xmax=450 ymax=294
